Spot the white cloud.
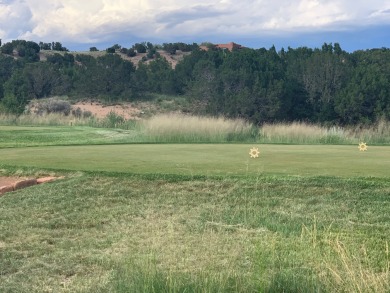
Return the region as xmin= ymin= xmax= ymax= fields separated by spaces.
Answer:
xmin=1 ymin=0 xmax=389 ymax=45
xmin=0 ymin=0 xmax=32 ymax=39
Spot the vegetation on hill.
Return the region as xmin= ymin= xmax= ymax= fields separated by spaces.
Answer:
xmin=0 ymin=39 xmax=390 ymax=125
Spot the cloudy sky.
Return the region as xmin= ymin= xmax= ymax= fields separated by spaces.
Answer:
xmin=1 ymin=0 xmax=390 ymax=52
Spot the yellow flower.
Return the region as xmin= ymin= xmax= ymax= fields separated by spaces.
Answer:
xmin=249 ymin=147 xmax=260 ymax=158
xmin=358 ymin=142 xmax=367 ymax=151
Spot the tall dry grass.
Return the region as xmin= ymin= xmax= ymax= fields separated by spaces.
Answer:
xmin=260 ymin=119 xmax=390 ymax=144
xmin=321 ymin=239 xmax=389 ymax=293
xmin=300 ymin=222 xmax=390 ymax=293
xmin=346 ymin=118 xmax=390 ymax=144
xmin=0 ymin=113 xmax=79 ymax=126
xmin=0 ymin=112 xmax=136 ymax=129
xmin=260 ymin=122 xmax=347 ymax=144
xmin=141 ymin=113 xmax=257 ymax=142
xmin=1 ymin=111 xmax=390 ymax=144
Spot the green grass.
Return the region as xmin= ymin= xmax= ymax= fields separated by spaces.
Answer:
xmin=1 ymin=144 xmax=389 ymax=178
xmin=0 ymin=125 xmax=141 ymax=147
xmin=2 ymin=115 xmax=390 ymax=145
xmin=0 ymin=124 xmax=389 ymax=292
xmin=0 ymin=120 xmax=257 ymax=147
xmin=0 ymin=172 xmax=389 ymax=292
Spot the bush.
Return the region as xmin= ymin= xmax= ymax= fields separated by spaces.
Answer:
xmin=71 ymin=107 xmax=83 ymax=118
xmin=83 ymin=110 xmax=93 ymax=118
xmin=30 ymin=98 xmax=71 ymax=116
xmin=127 ymin=48 xmax=136 ymax=57
xmin=120 ymin=48 xmax=128 ymax=54
xmin=147 ymin=49 xmax=156 ymax=59
xmin=103 ymin=111 xmax=125 ymax=128
xmin=134 ymin=43 xmax=146 ymax=53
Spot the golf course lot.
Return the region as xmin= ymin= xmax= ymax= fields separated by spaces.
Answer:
xmin=1 ymin=125 xmax=389 ymax=292
xmin=0 ymin=144 xmax=389 ymax=178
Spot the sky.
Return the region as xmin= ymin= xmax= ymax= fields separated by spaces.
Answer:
xmin=1 ymin=0 xmax=390 ymax=52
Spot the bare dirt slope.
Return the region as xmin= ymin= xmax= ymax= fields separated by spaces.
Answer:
xmin=72 ymin=101 xmax=142 ymax=119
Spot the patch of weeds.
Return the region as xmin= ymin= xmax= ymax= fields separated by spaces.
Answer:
xmin=100 ymin=257 xmax=252 ymax=293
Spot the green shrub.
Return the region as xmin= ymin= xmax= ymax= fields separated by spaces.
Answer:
xmin=30 ymin=98 xmax=71 ymax=116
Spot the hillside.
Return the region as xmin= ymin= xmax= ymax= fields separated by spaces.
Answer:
xmin=2 ymin=40 xmax=390 ymax=125
xmin=39 ymin=49 xmax=191 ymax=68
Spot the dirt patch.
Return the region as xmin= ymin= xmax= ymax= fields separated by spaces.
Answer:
xmin=0 ymin=176 xmax=63 ymax=196
xmin=0 ymin=177 xmax=23 ymax=186
xmin=72 ymin=101 xmax=142 ymax=119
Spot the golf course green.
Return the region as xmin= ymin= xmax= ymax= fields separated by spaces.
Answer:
xmin=1 ymin=144 xmax=388 ymax=178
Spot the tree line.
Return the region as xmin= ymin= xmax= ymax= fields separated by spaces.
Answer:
xmin=0 ymin=39 xmax=389 ymax=125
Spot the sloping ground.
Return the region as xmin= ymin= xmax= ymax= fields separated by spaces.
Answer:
xmin=71 ymin=98 xmax=188 ymax=119
xmin=39 ymin=49 xmax=190 ymax=68
xmin=72 ymin=101 xmax=142 ymax=119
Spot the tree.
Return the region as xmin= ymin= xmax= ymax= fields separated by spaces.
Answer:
xmin=147 ymin=48 xmax=156 ymax=59
xmin=335 ymin=63 xmax=390 ymax=124
xmin=120 ymin=47 xmax=128 ymax=54
xmin=23 ymin=63 xmax=70 ymax=99
xmin=134 ymin=62 xmax=148 ymax=93
xmin=0 ymin=55 xmax=21 ymax=101
xmin=46 ymin=53 xmax=74 ymax=67
xmin=246 ymin=78 xmax=282 ymax=123
xmin=2 ymin=70 xmax=29 ymax=113
xmin=187 ymin=59 xmax=218 ymax=107
xmin=52 ymin=42 xmax=68 ymax=51
xmin=89 ymin=47 xmax=98 ymax=52
xmin=146 ymin=42 xmax=154 ymax=51
xmin=300 ymin=48 xmax=346 ymax=121
xmin=174 ymin=48 xmax=207 ymax=94
xmin=1 ymin=42 xmax=14 ymax=54
xmin=139 ymin=57 xmax=177 ymax=94
xmin=163 ymin=43 xmax=177 ymax=55
xmin=39 ymin=42 xmax=52 ymax=50
xmin=73 ymin=54 xmax=136 ymax=99
xmin=127 ymin=48 xmax=136 ymax=57
xmin=133 ymin=43 xmax=146 ymax=53
xmin=333 ymin=43 xmax=343 ymax=55
xmin=0 ymin=40 xmax=40 ymax=61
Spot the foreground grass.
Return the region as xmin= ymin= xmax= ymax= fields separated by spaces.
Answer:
xmin=1 ymin=123 xmax=389 ymax=292
xmin=0 ymin=170 xmax=389 ymax=292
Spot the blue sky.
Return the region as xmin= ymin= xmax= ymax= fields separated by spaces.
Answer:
xmin=1 ymin=0 xmax=390 ymax=52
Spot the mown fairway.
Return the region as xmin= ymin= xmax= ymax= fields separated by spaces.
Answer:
xmin=0 ymin=144 xmax=389 ymax=178
xmin=0 ymin=125 xmax=139 ymax=147
xmin=1 ymin=125 xmax=389 ymax=292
